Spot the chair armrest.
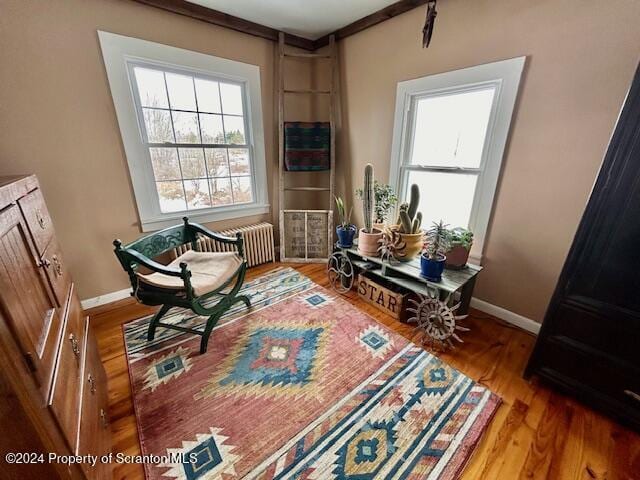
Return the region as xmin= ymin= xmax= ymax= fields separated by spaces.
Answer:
xmin=189 ymin=222 xmax=241 ymax=245
xmin=126 ymin=249 xmax=185 ymax=277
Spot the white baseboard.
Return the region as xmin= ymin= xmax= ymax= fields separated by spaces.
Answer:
xmin=80 ymin=286 xmax=541 ymax=336
xmin=81 ymin=288 xmax=132 ymax=310
xmin=470 ymin=297 xmax=541 ymax=335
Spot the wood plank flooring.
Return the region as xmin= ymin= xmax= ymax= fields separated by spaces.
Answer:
xmin=90 ymin=263 xmax=640 ymax=480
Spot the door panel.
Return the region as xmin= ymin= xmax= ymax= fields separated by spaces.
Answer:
xmin=18 ymin=188 xmax=55 ymax=256
xmin=0 ymin=205 xmax=62 ymax=397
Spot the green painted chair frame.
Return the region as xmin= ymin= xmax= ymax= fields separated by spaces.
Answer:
xmin=113 ymin=217 xmax=251 ymax=353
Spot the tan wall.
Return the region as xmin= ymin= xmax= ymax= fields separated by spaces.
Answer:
xmin=337 ymin=0 xmax=640 ymax=322
xmin=2 ymin=0 xmax=638 ymax=318
xmin=0 ymin=0 xmax=311 ymax=299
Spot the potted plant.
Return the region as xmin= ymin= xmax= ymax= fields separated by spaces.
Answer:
xmin=357 ymin=164 xmax=383 ymax=256
xmin=356 ymin=181 xmax=398 ymax=229
xmin=393 ymin=184 xmax=423 ymax=261
xmin=445 ymin=227 xmax=474 ymax=269
xmin=334 ymin=196 xmax=356 ymax=248
xmin=421 ymin=220 xmax=450 ymax=282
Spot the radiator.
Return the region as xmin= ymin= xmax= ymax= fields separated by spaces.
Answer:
xmin=173 ymin=222 xmax=275 ymax=268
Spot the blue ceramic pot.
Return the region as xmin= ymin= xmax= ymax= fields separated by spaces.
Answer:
xmin=420 ymin=253 xmax=447 ymax=282
xmin=336 ymin=225 xmax=357 ymax=248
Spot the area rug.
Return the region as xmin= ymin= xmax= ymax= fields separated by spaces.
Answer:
xmin=124 ymin=267 xmax=500 ymax=480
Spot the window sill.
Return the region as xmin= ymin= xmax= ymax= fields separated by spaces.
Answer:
xmin=140 ymin=204 xmax=271 ymax=232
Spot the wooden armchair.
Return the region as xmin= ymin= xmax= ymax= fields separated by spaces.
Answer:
xmin=113 ymin=217 xmax=250 ymax=353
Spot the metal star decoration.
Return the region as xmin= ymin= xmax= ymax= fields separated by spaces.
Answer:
xmin=378 ymin=228 xmax=406 ymax=263
xmin=407 ymin=288 xmax=470 ymax=350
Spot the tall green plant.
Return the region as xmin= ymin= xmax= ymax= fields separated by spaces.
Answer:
xmin=396 ymin=184 xmax=422 ymax=234
xmin=334 ymin=196 xmax=353 ymax=229
xmin=362 ymin=164 xmax=375 ymax=233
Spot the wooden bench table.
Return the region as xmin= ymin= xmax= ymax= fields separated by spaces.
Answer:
xmin=341 ymin=241 xmax=482 ymax=315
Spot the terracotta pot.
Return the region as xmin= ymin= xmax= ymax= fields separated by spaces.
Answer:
xmin=445 ymin=245 xmax=471 ymax=269
xmin=396 ymin=231 xmax=423 ymax=261
xmin=357 ymin=228 xmax=383 ymax=256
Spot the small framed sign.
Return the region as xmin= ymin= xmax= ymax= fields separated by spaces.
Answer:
xmin=280 ymin=209 xmax=333 ymax=263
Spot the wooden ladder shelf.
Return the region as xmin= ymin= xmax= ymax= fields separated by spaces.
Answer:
xmin=278 ymin=32 xmax=338 ymax=263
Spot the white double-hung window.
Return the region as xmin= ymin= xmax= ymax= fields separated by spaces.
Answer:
xmin=389 ymin=57 xmax=525 ymax=263
xmin=99 ymin=31 xmax=269 ymax=231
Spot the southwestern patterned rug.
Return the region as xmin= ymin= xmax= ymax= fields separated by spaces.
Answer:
xmin=124 ymin=267 xmax=500 ymax=480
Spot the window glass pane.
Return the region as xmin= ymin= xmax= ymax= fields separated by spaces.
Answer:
xmin=199 ymin=114 xmax=225 ymax=144
xmin=178 ymin=148 xmax=206 ymax=179
xmin=407 ymin=170 xmax=478 ymax=229
xmin=166 ymin=72 xmax=196 ymax=111
xmin=231 ymin=176 xmax=253 ymax=203
xmin=172 ymin=111 xmax=200 ymax=143
xmin=195 ymin=78 xmax=221 ymax=113
xmin=228 ymin=148 xmax=250 ymax=175
xmin=134 ymin=68 xmax=168 ymax=108
xmin=143 ymin=108 xmax=174 ymax=143
xmin=209 ymin=177 xmax=232 ymax=206
xmin=156 ymin=181 xmax=186 ymax=213
xmin=205 ymin=149 xmax=230 ymax=177
xmin=184 ymin=179 xmax=212 ymax=209
xmin=220 ymin=83 xmax=243 ymax=115
xmin=223 ymin=116 xmax=246 ymax=144
xmin=410 ymin=87 xmax=495 ymax=168
xmin=150 ymin=148 xmax=180 ymax=180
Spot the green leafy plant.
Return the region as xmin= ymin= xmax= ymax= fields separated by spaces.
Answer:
xmin=334 ymin=196 xmax=353 ymax=229
xmin=396 ymin=184 xmax=422 ymax=234
xmin=355 ymin=181 xmax=398 ymax=224
xmin=424 ymin=220 xmax=450 ymax=260
xmin=447 ymin=227 xmax=474 ymax=250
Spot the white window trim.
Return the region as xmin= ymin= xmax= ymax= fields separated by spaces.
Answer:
xmin=98 ymin=31 xmax=269 ymax=232
xmin=389 ymin=57 xmax=525 ymax=264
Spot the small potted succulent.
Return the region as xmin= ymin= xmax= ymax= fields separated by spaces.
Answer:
xmin=334 ymin=196 xmax=356 ymax=248
xmin=356 ymin=181 xmax=398 ymax=229
xmin=445 ymin=227 xmax=474 ymax=269
xmin=393 ymin=184 xmax=423 ymax=261
xmin=357 ymin=164 xmax=383 ymax=256
xmin=421 ymin=220 xmax=450 ymax=282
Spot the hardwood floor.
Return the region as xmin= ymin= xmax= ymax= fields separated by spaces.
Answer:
xmin=90 ymin=263 xmax=640 ymax=480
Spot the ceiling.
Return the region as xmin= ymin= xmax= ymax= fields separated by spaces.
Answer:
xmin=186 ymin=0 xmax=400 ymax=40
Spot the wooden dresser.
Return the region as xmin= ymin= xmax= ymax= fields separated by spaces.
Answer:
xmin=0 ymin=175 xmax=112 ymax=479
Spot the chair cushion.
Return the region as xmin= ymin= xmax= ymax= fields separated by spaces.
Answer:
xmin=137 ymin=251 xmax=243 ymax=296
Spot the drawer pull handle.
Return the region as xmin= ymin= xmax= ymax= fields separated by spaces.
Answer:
xmin=52 ymin=255 xmax=63 ymax=277
xmin=87 ymin=374 xmax=96 ymax=394
xmin=100 ymin=409 xmax=109 ymax=429
xmin=35 ymin=209 xmax=47 ymax=229
xmin=624 ymin=389 xmax=640 ymax=402
xmin=69 ymin=333 xmax=81 ymax=359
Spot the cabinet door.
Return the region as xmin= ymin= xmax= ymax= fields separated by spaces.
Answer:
xmin=18 ymin=188 xmax=55 ymax=257
xmin=0 ymin=205 xmax=63 ymax=398
xmin=558 ymin=64 xmax=640 ymax=362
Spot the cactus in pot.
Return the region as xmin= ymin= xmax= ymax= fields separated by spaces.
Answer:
xmin=393 ymin=183 xmax=424 ymax=261
xmin=357 ymin=164 xmax=383 ymax=256
xmin=420 ymin=220 xmax=450 ymax=282
xmin=363 ymin=164 xmax=375 ymax=233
